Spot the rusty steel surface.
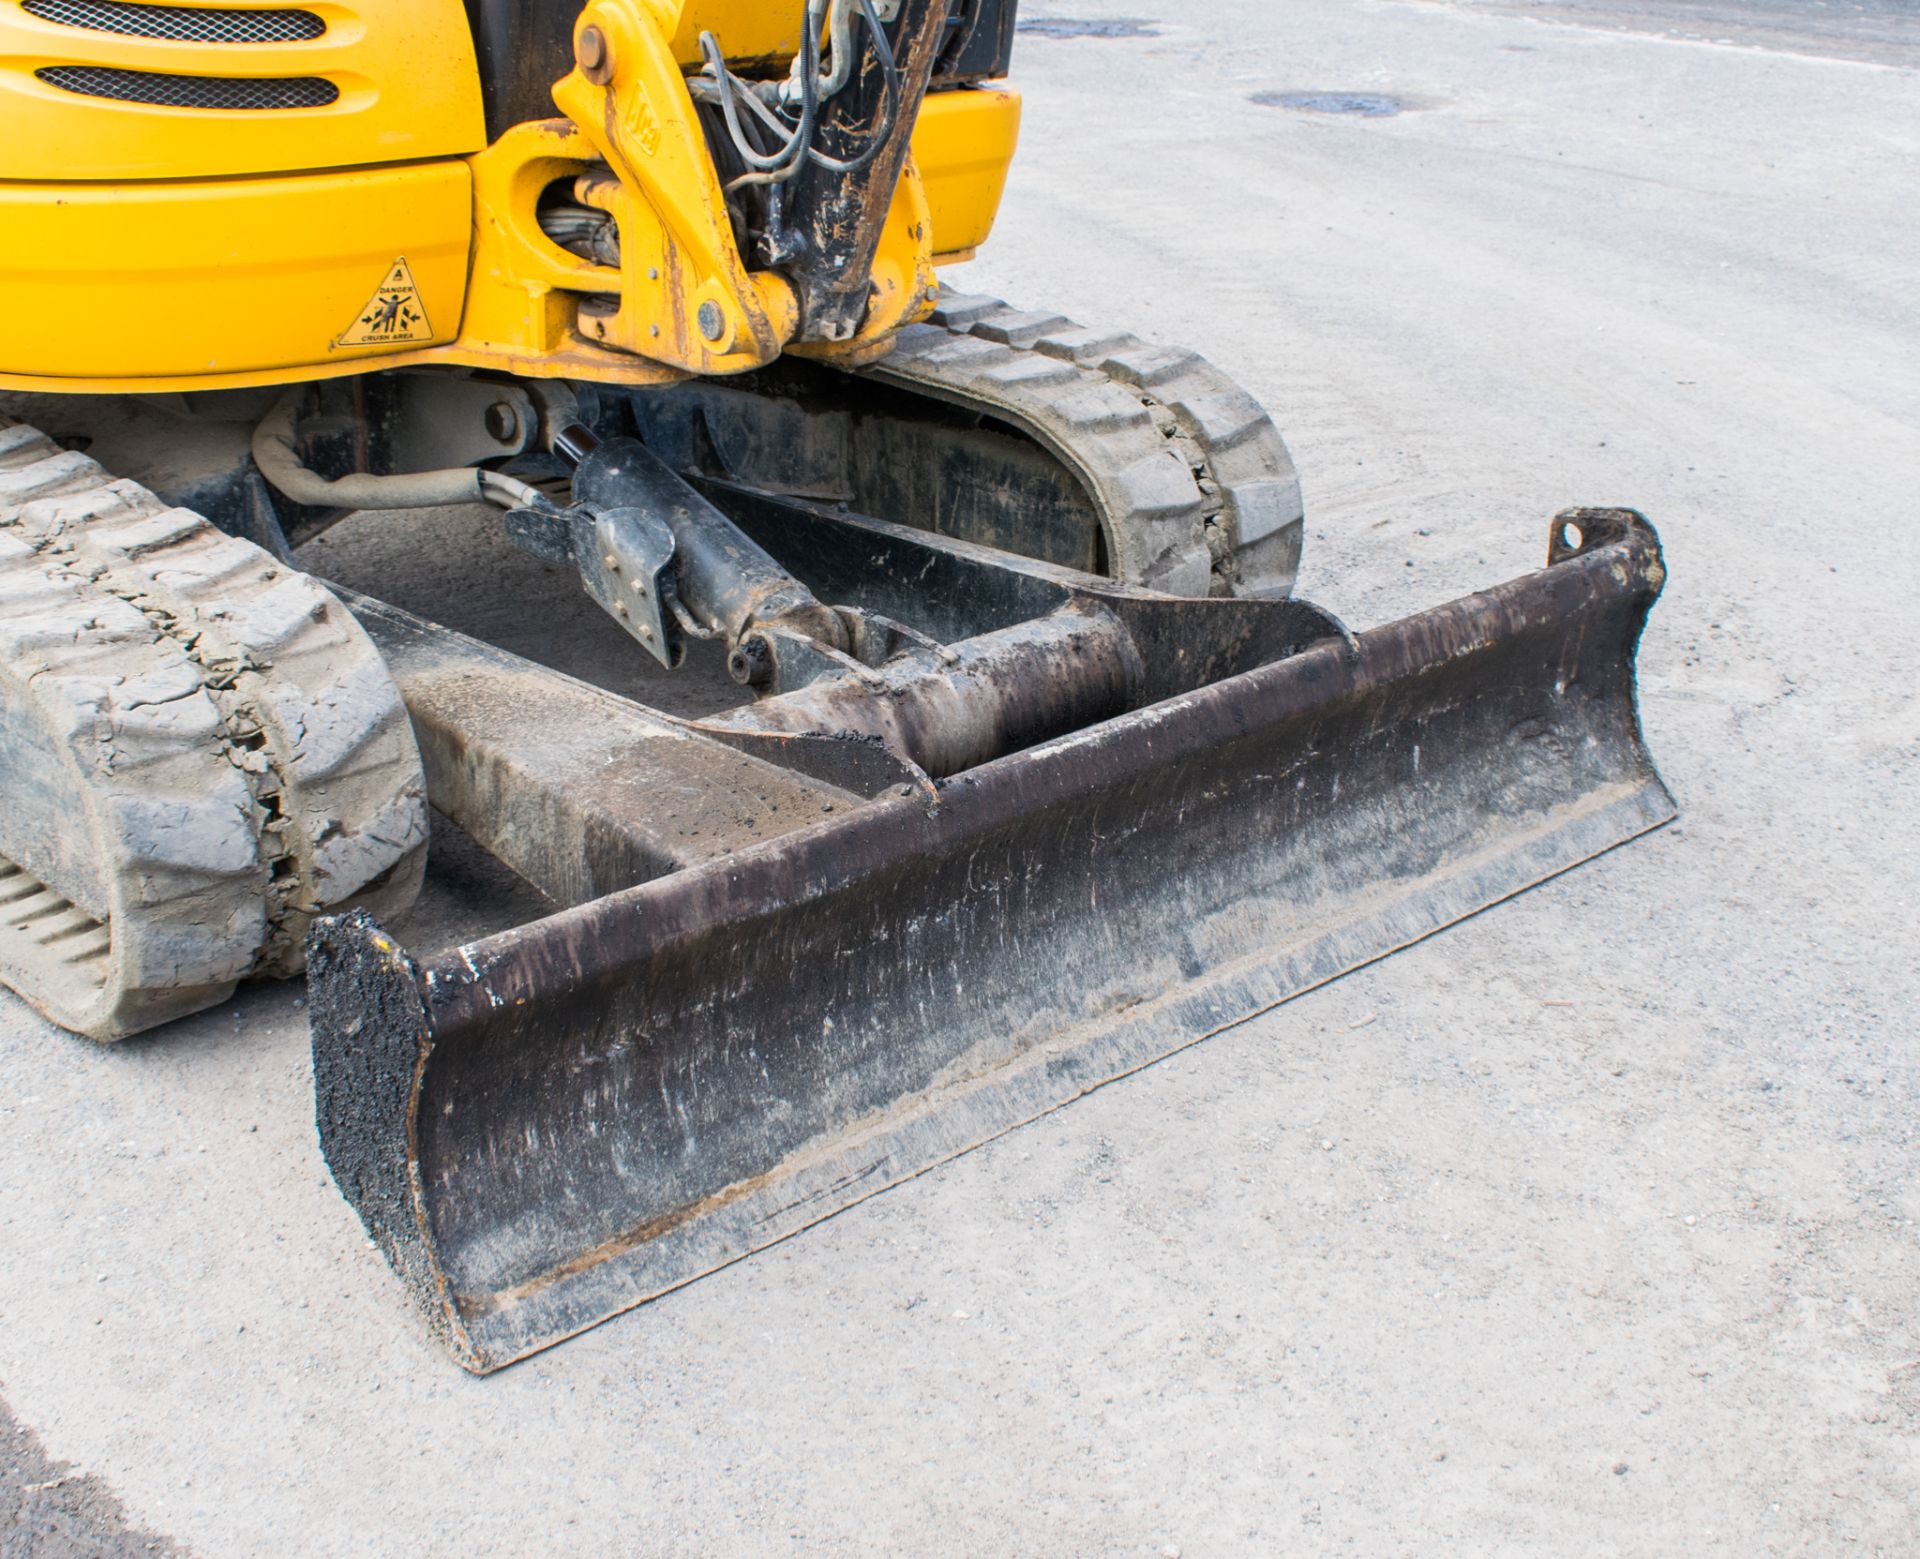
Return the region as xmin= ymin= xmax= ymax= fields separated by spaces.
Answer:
xmin=308 ymin=508 xmax=1672 ymax=1372
xmin=568 ymin=434 xmax=851 ymax=665
xmin=486 ymin=473 xmax=1349 ymax=791
xmin=694 ymin=483 xmax=1346 ymax=776
xmin=705 ymin=604 xmax=1145 ymax=777
xmin=347 ymin=595 xmax=857 ymax=909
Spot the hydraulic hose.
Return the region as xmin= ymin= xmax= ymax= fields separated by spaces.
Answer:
xmin=251 ymin=390 xmax=545 ymax=512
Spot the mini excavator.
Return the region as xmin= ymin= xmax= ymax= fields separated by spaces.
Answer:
xmin=0 ymin=0 xmax=1671 ymax=1369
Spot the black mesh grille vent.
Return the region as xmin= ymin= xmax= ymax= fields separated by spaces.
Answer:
xmin=21 ymin=2 xmax=325 ymax=43
xmin=36 ymin=65 xmax=338 ymax=108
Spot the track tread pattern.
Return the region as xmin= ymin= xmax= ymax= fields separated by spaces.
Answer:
xmin=871 ymin=289 xmax=1305 ymax=596
xmin=0 ymin=414 xmax=426 ymax=1037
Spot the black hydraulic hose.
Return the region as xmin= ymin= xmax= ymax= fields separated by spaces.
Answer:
xmin=552 ymin=422 xmax=600 ymax=468
xmin=804 ymin=0 xmax=901 ymax=176
xmin=701 ymin=12 xmax=821 ymax=189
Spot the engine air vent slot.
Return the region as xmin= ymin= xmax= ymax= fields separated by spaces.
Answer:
xmin=21 ymin=1 xmax=325 ymax=42
xmin=35 ymin=64 xmax=338 ymax=108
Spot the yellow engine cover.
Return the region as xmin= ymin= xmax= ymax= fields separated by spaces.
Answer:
xmin=0 ymin=162 xmax=474 ymax=380
xmin=0 ymin=0 xmax=486 ymax=180
xmin=0 ymin=0 xmax=1020 ymax=392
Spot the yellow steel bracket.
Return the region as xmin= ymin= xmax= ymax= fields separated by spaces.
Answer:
xmin=552 ymin=0 xmax=798 ymax=374
xmin=455 ymin=120 xmax=632 ymax=375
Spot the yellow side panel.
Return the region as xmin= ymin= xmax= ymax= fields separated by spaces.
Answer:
xmin=0 ymin=162 xmax=471 ymax=382
xmin=910 ymin=87 xmax=1021 ymax=261
xmin=0 ymin=1 xmax=484 ymax=181
xmin=664 ymin=0 xmax=808 ymax=67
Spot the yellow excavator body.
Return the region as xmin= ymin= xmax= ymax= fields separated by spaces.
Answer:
xmin=0 ymin=0 xmax=1019 ymax=391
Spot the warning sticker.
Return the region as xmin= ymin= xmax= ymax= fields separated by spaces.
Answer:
xmin=334 ymin=258 xmax=434 ymax=348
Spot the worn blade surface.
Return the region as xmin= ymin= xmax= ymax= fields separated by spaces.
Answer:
xmin=309 ymin=511 xmax=1672 ymax=1372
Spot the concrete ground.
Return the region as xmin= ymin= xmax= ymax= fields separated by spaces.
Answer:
xmin=4 ymin=0 xmax=1917 ymax=1551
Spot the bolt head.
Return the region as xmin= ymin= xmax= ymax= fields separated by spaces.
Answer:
xmin=697 ymin=300 xmax=726 ymax=342
xmin=577 ymin=24 xmax=612 ymax=83
xmin=484 ymin=402 xmax=520 ymax=443
xmin=727 ymin=636 xmax=773 ymax=687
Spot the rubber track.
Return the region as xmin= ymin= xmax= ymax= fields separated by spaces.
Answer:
xmin=0 ymin=498 xmax=263 ymax=1038
xmin=0 ymin=417 xmax=426 ymax=1038
xmin=867 ymin=290 xmax=1305 ymax=598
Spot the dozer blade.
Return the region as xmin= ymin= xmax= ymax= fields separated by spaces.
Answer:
xmin=309 ymin=510 xmax=1671 ymax=1372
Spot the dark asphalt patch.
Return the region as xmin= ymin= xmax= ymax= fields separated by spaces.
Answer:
xmin=2 ymin=1394 xmax=186 ymax=1557
xmin=1430 ymin=0 xmax=1920 ymax=69
xmin=1017 ymin=18 xmax=1161 ymax=38
xmin=1250 ymin=91 xmax=1407 ymax=116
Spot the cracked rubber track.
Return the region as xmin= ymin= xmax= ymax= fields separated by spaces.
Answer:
xmin=871 ymin=290 xmax=1306 ymax=597
xmin=0 ymin=416 xmax=426 ymax=1039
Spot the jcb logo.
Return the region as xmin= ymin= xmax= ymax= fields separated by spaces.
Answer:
xmin=624 ymin=94 xmax=661 ymax=157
